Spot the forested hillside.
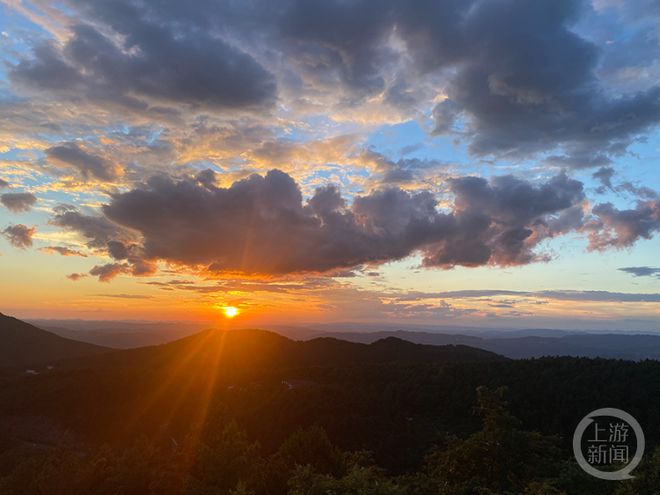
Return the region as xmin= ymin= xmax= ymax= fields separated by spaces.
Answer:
xmin=1 ymin=320 xmax=659 ymax=493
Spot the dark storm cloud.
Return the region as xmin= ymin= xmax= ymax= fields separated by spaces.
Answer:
xmin=618 ymin=266 xmax=660 ymax=278
xmin=2 ymin=224 xmax=36 ymax=249
xmin=45 ymin=143 xmax=121 ymax=182
xmin=11 ymin=10 xmax=276 ymax=112
xmin=99 ymin=169 xmax=585 ymax=275
xmin=1 ymin=193 xmax=37 ymax=212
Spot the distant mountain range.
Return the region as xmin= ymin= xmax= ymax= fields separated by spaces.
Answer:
xmin=69 ymin=328 xmax=505 ymax=374
xmin=10 ymin=312 xmax=660 ymax=364
xmin=308 ymin=330 xmax=660 ymax=360
xmin=0 ymin=313 xmax=108 ymax=367
xmin=1 ymin=313 xmax=502 ymax=369
xmin=29 ymin=319 xmax=204 ymax=348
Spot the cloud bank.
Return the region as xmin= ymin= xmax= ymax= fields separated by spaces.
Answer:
xmin=40 ymin=169 xmax=586 ymax=278
xmin=10 ymin=0 xmax=660 ymax=166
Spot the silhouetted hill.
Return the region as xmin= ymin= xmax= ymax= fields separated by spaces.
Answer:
xmin=0 ymin=313 xmax=109 ymax=367
xmin=73 ymin=328 xmax=505 ymax=373
xmin=0 ymin=324 xmax=504 ymax=446
xmin=5 ymin=317 xmax=660 ymax=495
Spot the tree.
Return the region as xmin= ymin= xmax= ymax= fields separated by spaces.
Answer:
xmin=288 ymin=463 xmax=406 ymax=495
xmin=614 ymin=447 xmax=660 ymax=495
xmin=423 ymin=387 xmax=564 ymax=495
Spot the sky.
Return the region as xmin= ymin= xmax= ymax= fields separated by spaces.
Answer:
xmin=0 ymin=0 xmax=659 ymax=330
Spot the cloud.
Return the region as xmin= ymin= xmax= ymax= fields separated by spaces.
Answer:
xmin=66 ymin=272 xmax=87 ymax=281
xmin=228 ymin=0 xmax=660 ymax=164
xmin=40 ymin=246 xmax=88 ymax=257
xmin=432 ymin=99 xmax=462 ymax=134
xmin=535 ymin=290 xmax=660 ymax=303
xmin=615 ymin=181 xmax=658 ymax=200
xmin=0 ymin=179 xmax=8 ymax=188
xmin=10 ymin=12 xmax=276 ymax=113
xmin=411 ymin=289 xmax=660 ymax=303
xmin=429 ymin=0 xmax=660 ymax=165
xmin=8 ymin=0 xmax=659 ymax=166
xmin=593 ymin=166 xmax=616 ymax=192
xmin=587 ymin=197 xmax=660 ymax=250
xmin=50 ymin=205 xmax=154 ymax=278
xmin=422 ymin=172 xmax=585 ymax=267
xmin=359 ymin=149 xmax=443 ymax=185
xmin=1 ymin=192 xmax=37 ymax=212
xmin=2 ymin=224 xmax=36 ymax=248
xmin=89 ymin=263 xmax=127 ymax=282
xmin=45 ymin=143 xmax=122 ymax=181
xmin=50 ymin=204 xmax=133 ymax=249
xmin=97 ymin=169 xmax=586 ymax=276
xmin=618 ymin=266 xmax=660 ymax=278
xmin=95 ymin=293 xmax=152 ymax=299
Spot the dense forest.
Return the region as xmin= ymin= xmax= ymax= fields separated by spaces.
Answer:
xmin=1 ymin=322 xmax=660 ymax=493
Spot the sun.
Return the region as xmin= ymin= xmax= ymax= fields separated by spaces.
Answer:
xmin=223 ymin=306 xmax=239 ymax=318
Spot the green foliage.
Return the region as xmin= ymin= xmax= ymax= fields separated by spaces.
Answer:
xmin=423 ymin=387 xmax=564 ymax=495
xmin=288 ymin=464 xmax=406 ymax=495
xmin=2 ymin=354 xmax=659 ymax=495
xmin=275 ymin=425 xmax=346 ymax=475
xmin=613 ymin=447 xmax=660 ymax=495
xmin=185 ymin=421 xmax=259 ymax=495
xmin=0 ymin=441 xmax=182 ymax=495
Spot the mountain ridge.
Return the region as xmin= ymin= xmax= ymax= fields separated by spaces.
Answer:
xmin=0 ymin=312 xmax=109 ymax=367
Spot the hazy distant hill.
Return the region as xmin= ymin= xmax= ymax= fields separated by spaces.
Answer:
xmin=29 ymin=319 xmax=204 ymax=348
xmin=315 ymin=329 xmax=660 ymax=360
xmin=0 ymin=313 xmax=109 ymax=367
xmin=32 ymin=314 xmax=660 ymax=360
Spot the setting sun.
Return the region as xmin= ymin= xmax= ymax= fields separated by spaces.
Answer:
xmin=223 ymin=306 xmax=239 ymax=318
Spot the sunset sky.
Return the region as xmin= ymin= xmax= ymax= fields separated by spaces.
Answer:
xmin=1 ymin=0 xmax=659 ymax=330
